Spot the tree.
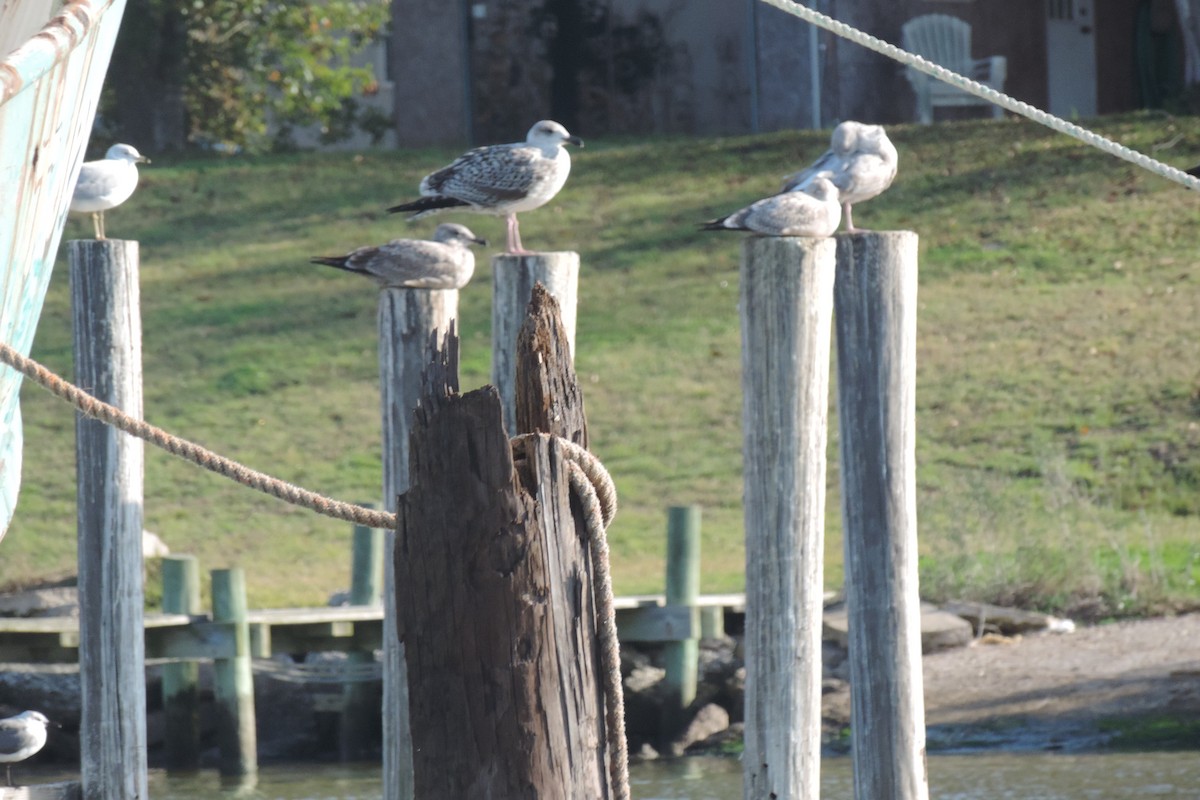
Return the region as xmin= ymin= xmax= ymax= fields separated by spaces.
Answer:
xmin=106 ymin=0 xmax=389 ymax=152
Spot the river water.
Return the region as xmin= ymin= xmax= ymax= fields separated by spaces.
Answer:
xmin=108 ymin=750 xmax=1200 ymax=798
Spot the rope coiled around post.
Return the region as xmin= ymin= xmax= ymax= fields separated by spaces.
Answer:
xmin=511 ymin=433 xmax=628 ymax=800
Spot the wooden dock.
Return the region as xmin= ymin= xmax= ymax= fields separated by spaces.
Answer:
xmin=0 ymin=593 xmax=745 ymax=664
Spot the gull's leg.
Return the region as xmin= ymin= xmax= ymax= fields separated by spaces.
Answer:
xmin=92 ymin=212 xmax=103 ymax=240
xmin=843 ymin=202 xmax=856 ymax=233
xmin=506 ymin=213 xmax=532 ymax=255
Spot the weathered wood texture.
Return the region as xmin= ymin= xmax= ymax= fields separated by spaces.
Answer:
xmin=514 ymin=283 xmax=587 ymax=447
xmin=161 ymin=555 xmax=202 ymax=771
xmin=491 ymin=252 xmax=579 ymax=433
xmin=660 ymin=505 xmax=701 ymax=751
xmin=211 ymin=568 xmax=257 ymax=777
xmin=739 ymin=236 xmax=836 ymax=800
xmin=378 ymin=288 xmax=456 ymax=799
xmin=0 ymin=782 xmax=81 ymax=800
xmin=69 ymin=240 xmax=147 ymax=800
xmin=833 ymin=231 xmax=928 ymax=800
xmin=395 ymin=323 xmax=614 ymax=798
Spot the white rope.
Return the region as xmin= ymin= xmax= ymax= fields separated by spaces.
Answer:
xmin=760 ymin=0 xmax=1200 ymax=193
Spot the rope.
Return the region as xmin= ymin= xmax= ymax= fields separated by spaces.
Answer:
xmin=511 ymin=433 xmax=628 ymax=800
xmin=0 ymin=342 xmax=396 ymax=530
xmin=760 ymin=0 xmax=1200 ymax=193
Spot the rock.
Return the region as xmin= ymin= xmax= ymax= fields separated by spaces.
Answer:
xmin=823 ymin=602 xmax=972 ymax=653
xmin=941 ymin=600 xmax=1060 ymax=636
xmin=142 ymin=530 xmax=170 ymax=558
xmin=669 ymin=702 xmax=729 ymax=756
xmin=0 ymin=584 xmax=78 ymax=618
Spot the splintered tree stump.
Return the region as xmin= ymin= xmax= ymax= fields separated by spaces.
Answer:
xmin=515 ymin=283 xmax=588 ymax=445
xmin=394 ymin=312 xmax=614 ymax=798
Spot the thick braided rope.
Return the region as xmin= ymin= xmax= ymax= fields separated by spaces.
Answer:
xmin=0 ymin=342 xmax=396 ymax=529
xmin=511 ymin=433 xmax=628 ymax=800
xmin=761 ymin=0 xmax=1200 ymax=193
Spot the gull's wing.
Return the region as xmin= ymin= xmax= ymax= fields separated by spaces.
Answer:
xmin=420 ymin=144 xmax=542 ymax=206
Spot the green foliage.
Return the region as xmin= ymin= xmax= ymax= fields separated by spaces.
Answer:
xmin=180 ymin=0 xmax=388 ymax=150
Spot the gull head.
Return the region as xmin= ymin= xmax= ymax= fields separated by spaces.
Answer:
xmin=105 ymin=143 xmax=151 ymax=165
xmin=526 ymin=120 xmax=584 ymax=150
xmin=804 ymin=177 xmax=840 ymax=203
xmin=12 ymin=710 xmax=50 ymax=728
xmin=433 ymin=223 xmax=488 ymax=249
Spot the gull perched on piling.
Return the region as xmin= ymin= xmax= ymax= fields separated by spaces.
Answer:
xmin=700 ymin=177 xmax=842 ymax=237
xmin=310 ymin=223 xmax=487 ymax=289
xmin=0 ymin=710 xmax=50 ymax=787
xmin=782 ymin=121 xmax=897 ymax=232
xmin=387 ymin=120 xmax=583 ymax=255
xmin=69 ymin=143 xmax=150 ymax=240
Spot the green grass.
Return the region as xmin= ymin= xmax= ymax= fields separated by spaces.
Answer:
xmin=4 ymin=112 xmax=1200 ymax=616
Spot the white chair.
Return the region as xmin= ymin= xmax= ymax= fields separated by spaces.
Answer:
xmin=901 ymin=14 xmax=1007 ymax=124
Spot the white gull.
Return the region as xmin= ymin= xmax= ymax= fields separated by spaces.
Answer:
xmin=782 ymin=121 xmax=897 ymax=232
xmin=69 ymin=143 xmax=149 ymax=240
xmin=701 ymin=177 xmax=841 ymax=238
xmin=388 ymin=120 xmax=583 ymax=255
xmin=310 ymin=223 xmax=487 ymax=289
xmin=0 ymin=710 xmax=50 ymax=787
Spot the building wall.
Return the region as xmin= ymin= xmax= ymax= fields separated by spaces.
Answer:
xmin=391 ymin=0 xmax=471 ymax=146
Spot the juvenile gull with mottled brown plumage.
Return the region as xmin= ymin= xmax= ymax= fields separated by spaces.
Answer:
xmin=387 ymin=120 xmax=583 ymax=255
xmin=310 ymin=223 xmax=487 ymax=289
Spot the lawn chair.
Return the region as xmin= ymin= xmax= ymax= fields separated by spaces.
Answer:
xmin=901 ymin=13 xmax=1007 ymax=124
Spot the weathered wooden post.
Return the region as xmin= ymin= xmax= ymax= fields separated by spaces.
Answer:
xmin=378 ymin=288 xmax=457 ymax=799
xmin=394 ymin=288 xmax=620 ymax=797
xmin=211 ymin=567 xmax=257 ymax=777
xmin=70 ymin=239 xmax=148 ymax=800
xmin=739 ymin=236 xmax=836 ymax=800
xmin=491 ymin=252 xmax=579 ymax=432
xmin=834 ymin=231 xmax=928 ymax=800
xmin=660 ymin=504 xmax=701 ymax=751
xmin=341 ymin=515 xmax=384 ymax=761
xmin=161 ymin=555 xmax=202 ymax=771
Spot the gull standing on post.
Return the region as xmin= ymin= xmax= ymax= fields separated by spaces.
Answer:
xmin=387 ymin=120 xmax=583 ymax=255
xmin=781 ymin=121 xmax=897 ymax=232
xmin=0 ymin=710 xmax=50 ymax=787
xmin=69 ymin=143 xmax=150 ymax=240
xmin=310 ymin=223 xmax=487 ymax=289
xmin=700 ymin=177 xmax=842 ymax=238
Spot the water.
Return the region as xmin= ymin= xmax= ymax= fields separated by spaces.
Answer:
xmin=28 ymin=751 xmax=1200 ymax=798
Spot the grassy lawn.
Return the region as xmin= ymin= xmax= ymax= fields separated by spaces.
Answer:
xmin=3 ymin=112 xmax=1199 ymax=617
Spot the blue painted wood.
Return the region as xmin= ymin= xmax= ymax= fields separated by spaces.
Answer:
xmin=0 ymin=0 xmax=128 ymax=541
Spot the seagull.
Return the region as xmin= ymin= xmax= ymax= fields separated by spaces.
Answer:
xmin=310 ymin=223 xmax=487 ymax=289
xmin=0 ymin=710 xmax=50 ymax=787
xmin=700 ymin=177 xmax=842 ymax=237
xmin=387 ymin=120 xmax=583 ymax=255
xmin=69 ymin=143 xmax=150 ymax=240
xmin=781 ymin=121 xmax=897 ymax=232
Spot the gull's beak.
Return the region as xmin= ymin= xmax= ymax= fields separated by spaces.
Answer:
xmin=473 ymin=236 xmax=488 ymax=247
xmin=567 ymin=135 xmax=584 ymax=148
xmin=138 ymin=155 xmax=151 ymax=164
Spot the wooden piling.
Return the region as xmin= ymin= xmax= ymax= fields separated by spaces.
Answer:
xmin=834 ymin=231 xmax=928 ymax=800
xmin=378 ymin=288 xmax=457 ymax=798
xmin=0 ymin=782 xmax=82 ymax=799
xmin=341 ymin=516 xmax=384 ymax=761
xmin=211 ymin=567 xmax=257 ymax=777
xmin=660 ymin=505 xmax=701 ymax=751
xmin=491 ymin=252 xmax=579 ymax=433
xmin=739 ymin=236 xmax=836 ymax=800
xmin=69 ymin=239 xmax=148 ymax=800
xmin=161 ymin=555 xmax=202 ymax=771
xmin=395 ymin=292 xmax=616 ymax=797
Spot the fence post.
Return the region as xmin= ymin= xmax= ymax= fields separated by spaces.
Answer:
xmin=162 ymin=555 xmax=202 ymax=772
xmin=70 ymin=239 xmax=148 ymax=800
xmin=739 ymin=236 xmax=836 ymax=800
xmin=211 ymin=567 xmax=257 ymax=777
xmin=342 ymin=515 xmax=384 ymax=761
xmin=491 ymin=252 xmax=579 ymax=433
xmin=660 ymin=505 xmax=701 ymax=751
xmin=378 ymin=288 xmax=457 ymax=799
xmin=834 ymin=231 xmax=928 ymax=800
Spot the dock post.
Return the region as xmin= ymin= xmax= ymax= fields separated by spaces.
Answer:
xmin=342 ymin=515 xmax=384 ymax=761
xmin=161 ymin=555 xmax=202 ymax=771
xmin=834 ymin=232 xmax=928 ymax=800
xmin=70 ymin=239 xmax=148 ymax=800
xmin=211 ymin=567 xmax=257 ymax=777
xmin=660 ymin=505 xmax=701 ymax=751
xmin=491 ymin=252 xmax=579 ymax=433
xmin=378 ymin=288 xmax=457 ymax=799
xmin=740 ymin=236 xmax=836 ymax=800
